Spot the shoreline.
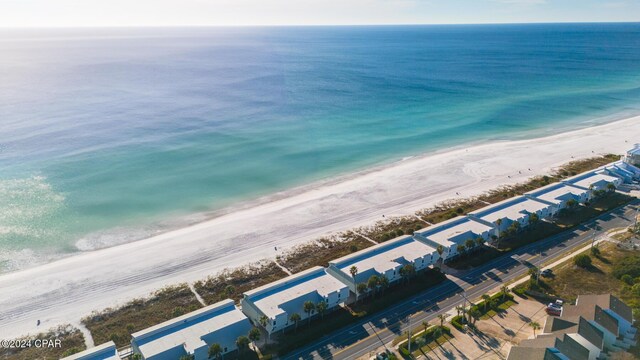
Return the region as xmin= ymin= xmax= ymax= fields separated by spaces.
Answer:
xmin=0 ymin=114 xmax=639 ymax=339
xmin=66 ymin=107 xmax=640 ymax=254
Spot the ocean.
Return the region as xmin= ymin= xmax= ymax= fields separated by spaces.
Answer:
xmin=1 ymin=23 xmax=640 ymax=272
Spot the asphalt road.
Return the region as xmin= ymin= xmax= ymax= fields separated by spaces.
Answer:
xmin=284 ymin=200 xmax=639 ymax=360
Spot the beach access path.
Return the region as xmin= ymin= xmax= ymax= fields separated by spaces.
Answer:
xmin=0 ymin=116 xmax=639 ymax=340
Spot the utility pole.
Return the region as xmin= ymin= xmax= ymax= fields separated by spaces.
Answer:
xmin=591 ymin=229 xmax=597 ymax=248
xmin=407 ymin=316 xmax=411 ymax=353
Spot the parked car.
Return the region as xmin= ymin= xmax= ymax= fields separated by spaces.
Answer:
xmin=541 ymin=269 xmax=553 ymax=277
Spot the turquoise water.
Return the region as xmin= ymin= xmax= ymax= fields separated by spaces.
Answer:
xmin=1 ymin=24 xmax=640 ymax=271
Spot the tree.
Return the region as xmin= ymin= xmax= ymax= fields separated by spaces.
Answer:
xmin=379 ymin=275 xmax=390 ymax=295
xmin=465 ymin=238 xmax=475 ymax=252
xmin=357 ymin=283 xmax=368 ymax=302
xmin=481 ymin=294 xmax=491 ymax=312
xmin=495 ymin=218 xmax=503 ymax=244
xmin=422 ymin=320 xmax=430 ymax=335
xmin=258 ymin=315 xmax=269 ymax=329
xmin=529 ymin=321 xmax=541 ymax=337
xmin=316 ymin=300 xmax=328 ymax=320
xmin=303 ymin=301 xmax=316 ymax=325
xmin=469 ymin=308 xmax=481 ymax=326
xmin=248 ymin=327 xmax=261 ymax=348
xmin=236 ymin=336 xmax=250 ymax=354
xmin=399 ymin=264 xmax=416 ymax=283
xmin=574 ymin=254 xmax=592 ymax=268
xmin=607 ymin=183 xmax=616 ymax=192
xmin=528 ymin=213 xmax=540 ymax=226
xmin=566 ymin=199 xmax=577 ymax=209
xmin=180 ymin=356 xmax=194 ymax=360
xmin=367 ymin=275 xmax=380 ymax=296
xmin=289 ymin=313 xmax=301 ymax=331
xmin=437 ymin=313 xmax=447 ymax=328
xmin=456 ymin=244 xmax=466 ymax=257
xmin=350 ymin=266 xmax=358 ymax=280
xmin=591 ymin=246 xmax=600 ymax=256
xmin=436 ymin=245 xmax=445 ymax=270
xmin=208 ymin=343 xmax=223 ymax=360
xmin=475 ymin=236 xmax=485 ymax=247
xmin=500 ymin=285 xmax=511 ymax=301
xmin=455 ymin=305 xmax=463 ymax=318
xmin=131 ymin=354 xmax=143 ymax=360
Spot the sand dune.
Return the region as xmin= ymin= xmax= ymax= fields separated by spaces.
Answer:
xmin=0 ymin=115 xmax=638 ymax=339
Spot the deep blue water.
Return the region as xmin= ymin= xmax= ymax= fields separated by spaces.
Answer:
xmin=1 ymin=23 xmax=640 ymax=271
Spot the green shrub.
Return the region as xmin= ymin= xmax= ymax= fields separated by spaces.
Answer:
xmin=450 ymin=315 xmax=466 ymax=331
xmin=574 ymin=254 xmax=592 ymax=268
xmin=621 ymin=274 xmax=634 ymax=285
xmin=612 ymin=255 xmax=640 ymax=279
xmin=590 ymin=247 xmax=600 ymax=256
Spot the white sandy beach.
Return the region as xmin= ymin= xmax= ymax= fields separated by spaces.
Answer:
xmin=0 ymin=116 xmax=638 ymax=339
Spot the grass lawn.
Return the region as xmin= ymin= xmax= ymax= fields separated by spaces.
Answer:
xmin=411 ymin=333 xmax=453 ymax=358
xmin=0 ymin=325 xmax=86 ymax=360
xmin=83 ymin=284 xmax=202 ymax=347
xmin=263 ymin=270 xmax=447 ymax=356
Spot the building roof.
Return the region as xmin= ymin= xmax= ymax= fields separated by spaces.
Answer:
xmin=329 ymin=236 xmax=436 ymax=280
xmin=414 ymin=216 xmax=493 ymax=247
xmin=243 ymin=266 xmax=346 ymax=319
xmin=469 ymin=196 xmax=551 ymax=224
xmin=526 ymin=183 xmax=589 ymax=205
xmin=561 ymin=303 xmax=619 ymax=336
xmin=131 ymin=299 xmax=250 ymax=359
xmin=576 ymin=294 xmax=634 ymax=324
xmin=563 ymin=171 xmax=619 ymax=190
xmin=627 ymin=144 xmax=640 ymax=156
xmin=60 ymin=341 xmax=120 ymax=360
xmin=506 ymin=346 xmax=550 ymax=360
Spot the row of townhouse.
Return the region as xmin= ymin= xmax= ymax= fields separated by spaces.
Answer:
xmin=507 ymin=294 xmax=637 ymax=360
xmin=63 ymin=149 xmax=639 ymax=360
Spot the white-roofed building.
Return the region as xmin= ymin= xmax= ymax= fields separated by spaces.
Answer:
xmin=413 ymin=216 xmax=494 ymax=260
xmin=61 ymin=341 xmax=121 ymax=360
xmin=625 ymin=143 xmax=640 ymax=167
xmin=241 ymin=266 xmax=349 ymax=335
xmin=327 ymin=236 xmax=438 ymax=293
xmin=525 ymin=182 xmax=590 ymax=211
xmin=130 ymin=299 xmax=252 ymax=360
xmin=562 ymin=171 xmax=622 ymax=192
xmin=468 ymin=196 xmax=555 ymax=233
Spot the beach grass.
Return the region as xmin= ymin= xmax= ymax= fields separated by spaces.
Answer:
xmin=276 ymin=235 xmax=373 ymax=273
xmin=0 ymin=325 xmax=86 ymax=360
xmin=82 ymin=284 xmax=202 ymax=348
xmin=194 ymin=261 xmax=288 ymax=305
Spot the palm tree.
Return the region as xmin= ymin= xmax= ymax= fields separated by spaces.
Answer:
xmin=529 ymin=321 xmax=541 ymax=337
xmin=607 ymin=183 xmax=616 ymax=192
xmin=131 ymin=355 xmax=143 ymax=360
xmin=349 ymin=266 xmax=358 ymax=280
xmin=236 ymin=336 xmax=250 ymax=355
xmin=495 ymin=218 xmax=503 ymax=242
xmin=224 ymin=285 xmax=235 ymax=298
xmin=180 ymin=355 xmax=194 ymax=360
xmin=258 ymin=314 xmax=270 ymax=344
xmin=475 ymin=236 xmax=485 ymax=247
xmin=469 ymin=308 xmax=481 ymax=326
xmin=422 ymin=320 xmax=430 ymax=335
xmin=289 ymin=313 xmax=301 ymax=331
xmin=481 ymin=294 xmax=491 ymax=312
xmin=500 ymin=285 xmax=511 ymax=301
xmin=303 ymin=301 xmax=316 ymax=325
xmin=436 ymin=245 xmax=445 ymax=270
xmin=367 ymin=275 xmax=380 ymax=296
xmin=248 ymin=327 xmax=260 ymax=349
xmin=528 ymin=213 xmax=540 ymax=226
xmin=316 ymin=300 xmax=328 ymax=320
xmin=399 ymin=264 xmax=416 ymax=283
xmin=379 ymin=275 xmax=390 ymax=295
xmin=465 ymin=239 xmax=475 ymax=252
xmin=356 ymin=283 xmax=368 ymax=302
xmin=456 ymin=244 xmax=466 ymax=257
xmin=455 ymin=305 xmax=463 ymax=318
xmin=437 ymin=313 xmax=447 ymax=328
xmin=208 ymin=343 xmax=222 ymax=360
